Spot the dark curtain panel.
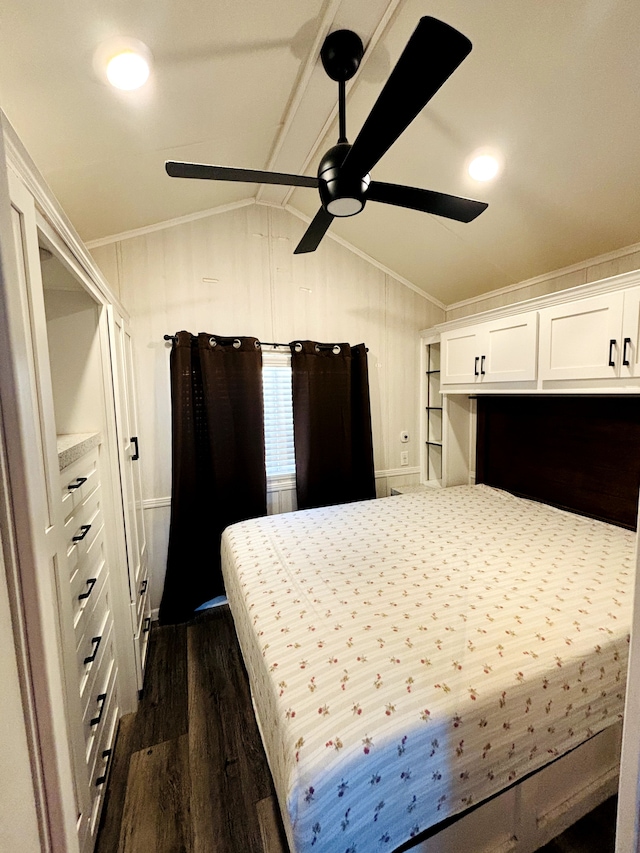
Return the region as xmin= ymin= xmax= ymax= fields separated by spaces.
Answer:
xmin=159 ymin=332 xmax=266 ymax=624
xmin=291 ymin=341 xmax=375 ymax=510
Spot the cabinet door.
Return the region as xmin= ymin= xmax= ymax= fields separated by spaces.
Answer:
xmin=538 ymin=292 xmax=624 ymax=380
xmin=483 ymin=312 xmax=538 ymax=382
xmin=441 ymin=327 xmax=482 ymax=384
xmin=620 ymin=286 xmax=640 ymax=378
xmin=108 ymin=309 xmax=148 ymax=688
xmin=442 ymin=313 xmax=538 ymax=385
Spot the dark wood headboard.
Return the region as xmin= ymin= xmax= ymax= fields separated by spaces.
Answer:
xmin=476 ymin=396 xmax=640 ymax=529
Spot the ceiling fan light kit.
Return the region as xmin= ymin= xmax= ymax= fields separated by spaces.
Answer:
xmin=166 ymin=16 xmax=488 ymax=254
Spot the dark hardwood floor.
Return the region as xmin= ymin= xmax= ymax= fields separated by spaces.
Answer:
xmin=95 ymin=605 xmax=618 ymax=853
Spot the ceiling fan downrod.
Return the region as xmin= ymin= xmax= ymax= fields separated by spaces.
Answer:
xmin=320 ymin=29 xmax=363 ymax=144
xmin=318 ymin=29 xmax=369 ymax=216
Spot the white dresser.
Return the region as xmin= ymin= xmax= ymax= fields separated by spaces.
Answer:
xmin=57 ymin=436 xmax=121 ymax=849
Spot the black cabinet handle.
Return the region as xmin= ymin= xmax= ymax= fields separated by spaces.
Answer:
xmin=84 ymin=635 xmax=102 ymax=665
xmin=609 ymin=339 xmax=616 ymax=367
xmin=67 ymin=477 xmax=87 ymax=491
xmin=143 ymin=616 xmax=151 ymax=634
xmin=96 ymin=749 xmax=112 ymax=786
xmin=480 ymin=354 xmax=486 ymax=376
xmin=140 ymin=578 xmax=148 ymax=595
xmin=72 ymin=524 xmax=92 ymax=542
xmin=131 ymin=436 xmax=139 ymax=461
xmin=623 ymin=337 xmax=632 ymax=367
xmin=78 ymin=578 xmax=97 ymax=601
xmin=90 ymin=693 xmax=107 ymax=726
xmin=474 ymin=356 xmax=479 ymax=377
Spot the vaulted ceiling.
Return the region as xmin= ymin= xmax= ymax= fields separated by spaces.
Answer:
xmin=1 ymin=0 xmax=638 ymax=304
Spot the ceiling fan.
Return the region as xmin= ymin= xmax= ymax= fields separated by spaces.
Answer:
xmin=165 ymin=16 xmax=488 ymax=254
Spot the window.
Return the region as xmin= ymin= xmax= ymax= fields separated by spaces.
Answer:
xmin=262 ymin=350 xmax=296 ymax=483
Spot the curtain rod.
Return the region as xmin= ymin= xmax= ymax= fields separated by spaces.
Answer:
xmin=163 ymin=335 xmax=366 ymax=351
xmin=164 ymin=334 xmax=291 ymax=347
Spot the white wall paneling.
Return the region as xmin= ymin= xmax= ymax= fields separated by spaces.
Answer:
xmin=93 ymin=203 xmax=444 ymax=610
xmin=446 ymin=243 xmax=640 ymax=323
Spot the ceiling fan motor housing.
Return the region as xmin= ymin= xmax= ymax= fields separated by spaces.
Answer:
xmin=318 ymin=143 xmax=370 ymax=216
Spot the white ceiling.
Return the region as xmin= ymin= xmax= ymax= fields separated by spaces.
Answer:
xmin=1 ymin=0 xmax=639 ymax=304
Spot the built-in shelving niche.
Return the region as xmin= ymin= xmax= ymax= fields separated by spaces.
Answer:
xmin=424 ymin=341 xmax=442 ymax=484
xmin=39 ymin=242 xmax=107 ymax=452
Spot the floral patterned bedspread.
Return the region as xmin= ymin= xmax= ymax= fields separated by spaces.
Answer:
xmin=221 ymin=485 xmax=633 ymax=853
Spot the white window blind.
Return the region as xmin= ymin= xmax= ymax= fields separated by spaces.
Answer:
xmin=262 ymin=350 xmax=296 ymax=481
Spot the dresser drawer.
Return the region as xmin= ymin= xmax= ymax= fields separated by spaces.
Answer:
xmin=134 ymin=591 xmax=152 ymax=678
xmin=84 ymin=652 xmax=118 ymax=774
xmin=135 ymin=570 xmax=150 ymax=627
xmin=69 ymin=526 xmax=107 ymax=631
xmin=72 ymin=556 xmax=108 ymax=651
xmin=65 ymin=484 xmax=104 ymax=579
xmin=60 ymin=446 xmax=100 ymax=514
xmin=81 ymin=615 xmax=116 ymax=737
xmin=76 ymin=579 xmax=112 ymax=694
xmin=87 ymin=682 xmax=119 ymax=837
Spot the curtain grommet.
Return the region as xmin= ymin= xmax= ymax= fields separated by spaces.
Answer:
xmin=233 ymin=339 xmax=241 ymax=349
xmin=209 ymin=337 xmax=217 ymax=348
xmin=314 ymin=344 xmax=320 ymax=353
xmin=332 ymin=345 xmax=341 ymax=355
xmin=255 ymin=340 xmax=261 ymax=349
xmin=295 ymin=342 xmax=303 ymax=353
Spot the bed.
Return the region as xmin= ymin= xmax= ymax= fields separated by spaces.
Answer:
xmin=221 ymin=483 xmax=634 ymax=853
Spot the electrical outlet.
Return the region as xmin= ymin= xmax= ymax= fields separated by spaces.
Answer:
xmin=400 ymin=451 xmax=409 ymax=466
xmin=400 ymin=431 xmax=409 ymax=443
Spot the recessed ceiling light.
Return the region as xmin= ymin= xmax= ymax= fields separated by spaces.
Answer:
xmin=94 ymin=37 xmax=152 ymax=91
xmin=467 ymin=151 xmax=503 ymax=182
xmin=106 ymin=50 xmax=150 ymax=90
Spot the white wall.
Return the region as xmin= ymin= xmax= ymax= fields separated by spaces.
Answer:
xmin=91 ymin=204 xmax=444 ymax=611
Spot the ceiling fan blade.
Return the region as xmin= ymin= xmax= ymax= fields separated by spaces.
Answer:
xmin=165 ymin=161 xmax=318 ymax=188
xmin=293 ymin=208 xmax=335 ymax=254
xmin=368 ymin=180 xmax=487 ymax=223
xmin=342 ymin=17 xmax=472 ymax=179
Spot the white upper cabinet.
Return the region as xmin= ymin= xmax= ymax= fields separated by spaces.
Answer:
xmin=620 ymin=287 xmax=640 ymax=377
xmin=538 ymin=286 xmax=640 ymax=381
xmin=441 ymin=312 xmax=538 ymax=385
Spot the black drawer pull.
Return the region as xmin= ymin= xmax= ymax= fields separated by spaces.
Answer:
xmin=131 ymin=436 xmax=140 ymax=461
xmin=474 ymin=356 xmax=479 ymax=377
xmin=480 ymin=354 xmax=486 ymax=376
xmin=623 ymin=337 xmax=632 ymax=367
xmin=143 ymin=616 xmax=152 ymax=634
xmin=84 ymin=635 xmax=102 ymax=665
xmin=78 ymin=578 xmax=97 ymax=601
xmin=609 ymin=339 xmax=616 ymax=367
xmin=67 ymin=477 xmax=87 ymax=491
xmin=140 ymin=578 xmax=148 ymax=595
xmin=72 ymin=524 xmax=92 ymax=542
xmin=90 ymin=693 xmax=107 ymax=726
xmin=96 ymin=749 xmax=112 ymax=786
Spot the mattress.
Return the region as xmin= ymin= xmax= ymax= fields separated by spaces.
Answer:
xmin=221 ymin=485 xmax=633 ymax=853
